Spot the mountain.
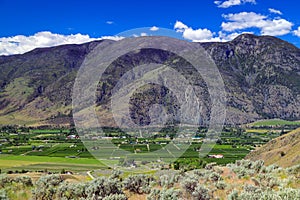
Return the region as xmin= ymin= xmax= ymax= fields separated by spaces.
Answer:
xmin=246 ymin=128 xmax=300 ymax=168
xmin=0 ymin=34 xmax=299 ymax=126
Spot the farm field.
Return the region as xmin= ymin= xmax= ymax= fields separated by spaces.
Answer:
xmin=0 ymin=120 xmax=299 ymax=173
xmin=248 ymin=119 xmax=300 ymax=127
xmin=0 ymin=155 xmax=105 ymax=173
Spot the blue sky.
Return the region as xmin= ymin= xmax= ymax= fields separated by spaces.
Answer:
xmin=0 ymin=0 xmax=299 ymax=55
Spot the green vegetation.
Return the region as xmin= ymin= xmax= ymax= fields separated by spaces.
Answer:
xmin=0 ymin=160 xmax=299 ymax=199
xmin=1 ymin=121 xmax=299 ymax=173
xmin=249 ymin=119 xmax=300 ymax=127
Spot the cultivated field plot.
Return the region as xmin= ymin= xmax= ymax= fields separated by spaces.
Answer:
xmin=1 ymin=120 xmax=299 ymax=172
xmin=0 ymin=155 xmax=105 ymax=173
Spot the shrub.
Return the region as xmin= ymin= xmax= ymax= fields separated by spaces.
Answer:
xmin=213 ymin=166 xmax=224 ymax=174
xmin=205 ymin=162 xmax=217 ymax=170
xmin=286 ymin=164 xmax=300 ymax=175
xmin=277 ymin=188 xmax=300 ymax=199
xmin=252 ymin=160 xmax=264 ymax=173
xmin=32 ymin=174 xmax=64 ymax=200
xmin=181 ymin=177 xmax=198 ymax=194
xmin=103 ymin=193 xmax=128 ymax=200
xmin=123 ymin=174 xmax=155 ymax=194
xmin=215 ymin=181 xmax=226 ymax=190
xmin=14 ymin=176 xmax=33 ymax=187
xmin=0 ymin=189 xmax=9 ymax=200
xmin=109 ymin=170 xmax=122 ymax=180
xmin=0 ymin=175 xmax=11 ymax=188
xmin=158 ymin=173 xmax=180 ymax=188
xmin=256 ymin=174 xmax=280 ymax=189
xmin=227 ymin=190 xmax=238 ymax=200
xmin=147 ymin=188 xmax=182 ymax=200
xmin=209 ymin=172 xmax=222 ymax=182
xmin=85 ymin=177 xmax=124 ymax=199
xmin=192 ymin=185 xmax=211 ymax=200
xmin=56 ymin=182 xmax=88 ymax=200
xmin=243 ymin=184 xmax=261 ymax=193
xmin=263 ymin=164 xmax=280 ymax=173
xmin=147 ymin=188 xmax=160 ymax=200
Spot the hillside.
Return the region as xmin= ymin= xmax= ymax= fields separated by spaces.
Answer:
xmin=0 ymin=34 xmax=300 ymax=126
xmin=246 ymin=128 xmax=300 ymax=167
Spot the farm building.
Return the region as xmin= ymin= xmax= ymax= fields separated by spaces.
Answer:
xmin=208 ymin=154 xmax=224 ymax=159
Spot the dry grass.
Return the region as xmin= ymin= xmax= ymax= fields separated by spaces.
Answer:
xmin=246 ymin=128 xmax=300 ymax=167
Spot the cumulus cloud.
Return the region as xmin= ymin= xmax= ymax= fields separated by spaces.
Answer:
xmin=0 ymin=31 xmax=123 ymax=55
xmin=214 ymin=0 xmax=256 ymax=8
xmin=174 ymin=21 xmax=244 ymax=42
xmin=174 ymin=21 xmax=214 ymax=41
xmin=268 ymin=8 xmax=282 ymax=15
xmin=221 ymin=12 xmax=293 ymax=36
xmin=174 ymin=21 xmax=189 ymax=32
xmin=293 ymin=27 xmax=300 ymax=37
xmin=150 ymin=26 xmax=159 ymax=31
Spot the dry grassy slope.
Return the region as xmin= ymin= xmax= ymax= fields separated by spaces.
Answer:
xmin=246 ymin=128 xmax=300 ymax=167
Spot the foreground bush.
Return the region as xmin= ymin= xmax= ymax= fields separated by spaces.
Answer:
xmin=0 ymin=189 xmax=9 ymax=200
xmin=191 ymin=185 xmax=211 ymax=200
xmin=103 ymin=193 xmax=128 ymax=200
xmin=56 ymin=182 xmax=88 ymax=199
xmin=229 ymin=187 xmax=300 ymax=200
xmin=85 ymin=177 xmax=124 ymax=199
xmin=32 ymin=174 xmax=64 ymax=200
xmin=123 ymin=174 xmax=155 ymax=194
xmin=0 ymin=175 xmax=11 ymax=188
xmin=181 ymin=176 xmax=198 ymax=194
xmin=14 ymin=176 xmax=33 ymax=187
xmin=1 ymin=159 xmax=299 ymax=200
xmin=157 ymin=172 xmax=180 ymax=188
xmin=147 ymin=188 xmax=182 ymax=200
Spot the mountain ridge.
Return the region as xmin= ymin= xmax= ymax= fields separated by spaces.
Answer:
xmin=0 ymin=34 xmax=299 ymax=126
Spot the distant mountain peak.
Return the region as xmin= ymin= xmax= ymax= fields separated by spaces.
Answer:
xmin=231 ymin=33 xmax=299 ymax=50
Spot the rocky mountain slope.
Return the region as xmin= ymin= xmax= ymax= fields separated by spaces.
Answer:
xmin=0 ymin=34 xmax=299 ymax=126
xmin=246 ymin=128 xmax=300 ymax=167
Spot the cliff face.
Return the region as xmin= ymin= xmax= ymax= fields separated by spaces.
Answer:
xmin=201 ymin=34 xmax=300 ymax=124
xmin=0 ymin=34 xmax=299 ymax=126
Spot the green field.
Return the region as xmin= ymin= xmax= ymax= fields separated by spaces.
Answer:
xmin=0 ymin=122 xmax=298 ymax=172
xmin=29 ymin=129 xmax=70 ymax=134
xmin=0 ymin=155 xmax=105 ymax=172
xmin=250 ymin=119 xmax=300 ymax=126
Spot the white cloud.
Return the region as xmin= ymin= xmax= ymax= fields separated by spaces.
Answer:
xmin=106 ymin=21 xmax=114 ymax=24
xmin=174 ymin=21 xmax=244 ymax=42
xmin=293 ymin=27 xmax=300 ymax=37
xmin=221 ymin=12 xmax=293 ymax=36
xmin=174 ymin=21 xmax=189 ymax=32
xmin=140 ymin=32 xmax=147 ymax=36
xmin=150 ymin=26 xmax=159 ymax=31
xmin=99 ymin=35 xmax=124 ymax=40
xmin=268 ymin=8 xmax=282 ymax=15
xmin=0 ymin=31 xmax=123 ymax=55
xmin=182 ymin=28 xmax=214 ymax=42
xmin=260 ymin=19 xmax=293 ymax=36
xmin=214 ymin=0 xmax=256 ymax=8
xmin=174 ymin=21 xmax=214 ymax=41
